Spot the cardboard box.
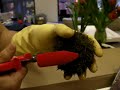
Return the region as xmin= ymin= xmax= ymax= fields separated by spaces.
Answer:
xmin=21 ymin=48 xmax=120 ymax=90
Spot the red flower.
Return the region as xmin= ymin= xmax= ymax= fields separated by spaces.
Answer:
xmin=74 ymin=0 xmax=86 ymax=6
xmin=117 ymin=6 xmax=120 ymax=13
xmin=74 ymin=2 xmax=78 ymax=7
xmin=108 ymin=0 xmax=117 ymax=7
xmin=80 ymin=0 xmax=86 ymax=4
xmin=108 ymin=10 xmax=118 ymax=20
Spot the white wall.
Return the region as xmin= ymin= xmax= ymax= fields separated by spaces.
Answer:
xmin=35 ymin=0 xmax=58 ymax=22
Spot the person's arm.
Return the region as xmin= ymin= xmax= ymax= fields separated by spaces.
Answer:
xmin=0 ymin=43 xmax=27 ymax=90
xmin=0 ymin=22 xmax=17 ymax=51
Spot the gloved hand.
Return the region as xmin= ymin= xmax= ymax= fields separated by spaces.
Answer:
xmin=11 ymin=24 xmax=74 ymax=55
xmin=11 ymin=24 xmax=103 ymax=79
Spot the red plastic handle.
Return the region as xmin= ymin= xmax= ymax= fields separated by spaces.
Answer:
xmin=12 ymin=53 xmax=32 ymax=61
xmin=0 ymin=61 xmax=14 ymax=72
xmin=0 ymin=58 xmax=22 ymax=72
xmin=36 ymin=51 xmax=79 ymax=67
xmin=0 ymin=53 xmax=32 ymax=73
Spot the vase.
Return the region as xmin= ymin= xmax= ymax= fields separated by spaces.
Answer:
xmin=95 ymin=28 xmax=107 ymax=46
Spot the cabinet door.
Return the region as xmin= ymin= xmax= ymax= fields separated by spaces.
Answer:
xmin=0 ymin=0 xmax=14 ymax=13
xmin=14 ymin=0 xmax=35 ymax=19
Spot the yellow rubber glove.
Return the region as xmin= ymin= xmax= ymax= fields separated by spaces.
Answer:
xmin=11 ymin=24 xmax=74 ymax=55
xmin=11 ymin=24 xmax=103 ymax=79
